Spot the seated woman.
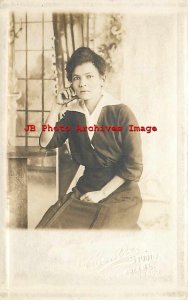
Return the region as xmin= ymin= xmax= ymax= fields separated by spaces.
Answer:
xmin=37 ymin=47 xmax=143 ymax=229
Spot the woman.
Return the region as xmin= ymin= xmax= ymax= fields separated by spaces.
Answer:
xmin=37 ymin=47 xmax=143 ymax=229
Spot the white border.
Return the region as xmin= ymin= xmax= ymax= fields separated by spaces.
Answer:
xmin=0 ymin=1 xmax=188 ymax=299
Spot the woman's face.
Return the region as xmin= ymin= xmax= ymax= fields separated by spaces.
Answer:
xmin=71 ymin=62 xmax=104 ymax=103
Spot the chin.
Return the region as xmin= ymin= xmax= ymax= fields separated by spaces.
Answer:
xmin=79 ymin=95 xmax=91 ymax=101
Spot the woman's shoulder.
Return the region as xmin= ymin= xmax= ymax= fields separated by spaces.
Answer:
xmin=102 ymin=92 xmax=134 ymax=115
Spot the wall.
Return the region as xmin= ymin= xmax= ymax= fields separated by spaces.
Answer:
xmin=121 ymin=13 xmax=177 ymax=226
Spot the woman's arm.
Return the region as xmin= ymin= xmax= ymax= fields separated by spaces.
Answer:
xmin=100 ymin=175 xmax=125 ymax=197
xmin=39 ymin=88 xmax=76 ymax=149
xmin=80 ymin=175 xmax=125 ymax=203
xmin=39 ymin=101 xmax=62 ymax=148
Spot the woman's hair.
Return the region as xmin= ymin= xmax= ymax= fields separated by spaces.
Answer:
xmin=66 ymin=47 xmax=106 ymax=82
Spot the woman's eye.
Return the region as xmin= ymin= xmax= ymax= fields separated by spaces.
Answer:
xmin=73 ymin=76 xmax=80 ymax=81
xmin=87 ymin=75 xmax=93 ymax=79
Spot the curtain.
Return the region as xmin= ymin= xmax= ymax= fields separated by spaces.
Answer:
xmin=52 ymin=13 xmax=95 ymax=91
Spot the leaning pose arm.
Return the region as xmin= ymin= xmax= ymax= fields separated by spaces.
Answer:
xmin=39 ymin=87 xmax=77 ymax=149
xmin=80 ymin=175 xmax=125 ymax=203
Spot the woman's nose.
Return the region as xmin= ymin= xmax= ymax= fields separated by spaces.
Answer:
xmin=79 ymin=78 xmax=86 ymax=87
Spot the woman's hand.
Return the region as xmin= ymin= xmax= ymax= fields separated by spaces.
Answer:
xmin=80 ymin=190 xmax=107 ymax=203
xmin=56 ymin=86 xmax=78 ymax=105
xmin=40 ymin=85 xmax=78 ymax=148
xmin=80 ymin=176 xmax=126 ymax=204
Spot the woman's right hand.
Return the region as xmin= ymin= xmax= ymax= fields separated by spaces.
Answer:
xmin=56 ymin=86 xmax=79 ymax=106
xmin=40 ymin=86 xmax=77 ymax=148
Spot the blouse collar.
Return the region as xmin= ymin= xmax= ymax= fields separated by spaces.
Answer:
xmin=63 ymin=91 xmax=122 ymax=140
xmin=64 ymin=90 xmax=122 ymax=115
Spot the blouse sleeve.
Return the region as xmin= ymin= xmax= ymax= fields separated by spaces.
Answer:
xmin=39 ymin=111 xmax=70 ymax=150
xmin=116 ymin=105 xmax=143 ymax=182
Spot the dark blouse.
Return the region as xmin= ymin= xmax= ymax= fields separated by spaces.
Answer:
xmin=40 ymin=103 xmax=143 ymax=194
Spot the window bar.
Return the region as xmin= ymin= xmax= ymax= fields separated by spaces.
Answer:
xmin=93 ymin=14 xmax=96 ymax=50
xmin=15 ymin=21 xmax=52 ymax=24
xmin=54 ymin=13 xmax=70 ymax=200
xmin=70 ymin=14 xmax=75 ymax=52
xmin=58 ymin=15 xmax=66 ymax=88
xmin=62 ymin=14 xmax=70 ymax=60
xmin=17 ymin=78 xmax=56 ymax=80
xmin=10 ymin=13 xmax=15 ymax=70
xmin=86 ymin=14 xmax=89 ymax=47
xmin=25 ymin=13 xmax=28 ymax=146
xmin=59 ymin=16 xmax=65 ymax=87
xmin=80 ymin=14 xmax=85 ymax=47
xmin=42 ymin=13 xmax=44 ymax=124
xmin=17 ymin=135 xmax=40 ymax=138
xmin=15 ymin=49 xmax=54 ymax=52
xmin=53 ymin=13 xmax=65 ymax=88
xmin=17 ymin=109 xmax=50 ymax=113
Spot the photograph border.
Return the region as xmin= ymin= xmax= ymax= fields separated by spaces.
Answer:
xmin=0 ymin=0 xmax=188 ymax=299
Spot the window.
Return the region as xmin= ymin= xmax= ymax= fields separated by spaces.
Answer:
xmin=14 ymin=12 xmax=56 ymax=146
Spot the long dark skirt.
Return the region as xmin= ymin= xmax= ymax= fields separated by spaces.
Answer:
xmin=36 ymin=181 xmax=142 ymax=229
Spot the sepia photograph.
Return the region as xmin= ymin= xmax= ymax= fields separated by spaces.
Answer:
xmin=1 ymin=0 xmax=188 ymax=299
xmin=7 ymin=11 xmax=172 ymax=230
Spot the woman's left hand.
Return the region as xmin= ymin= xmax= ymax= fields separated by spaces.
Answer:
xmin=80 ymin=191 xmax=106 ymax=203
